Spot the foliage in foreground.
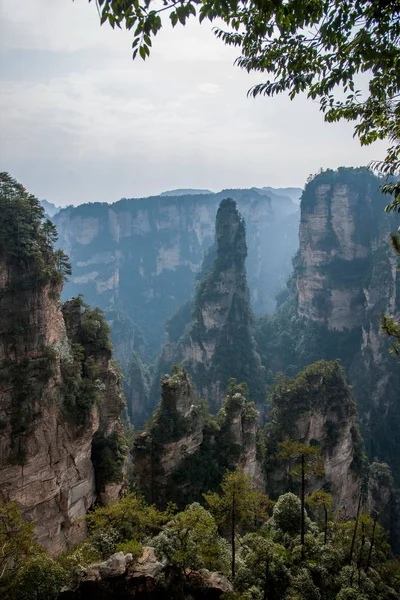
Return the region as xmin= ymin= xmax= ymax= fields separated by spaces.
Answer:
xmin=1 ymin=469 xmax=399 ymax=599
xmin=87 ymin=1 xmax=399 ymax=208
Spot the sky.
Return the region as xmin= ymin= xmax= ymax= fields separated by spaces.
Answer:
xmin=0 ymin=0 xmax=388 ymax=206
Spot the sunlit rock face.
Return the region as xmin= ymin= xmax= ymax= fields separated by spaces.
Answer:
xmin=0 ymin=270 xmax=124 ymax=556
xmin=54 ymin=188 xmax=299 ymax=360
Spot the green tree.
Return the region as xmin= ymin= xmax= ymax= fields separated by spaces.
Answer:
xmin=204 ymin=469 xmax=270 ymax=578
xmin=277 ymin=441 xmax=324 ymax=550
xmin=0 ymin=502 xmax=40 ymax=584
xmin=152 ymin=502 xmax=228 ymax=579
xmin=54 ymin=249 xmax=72 ymax=279
xmin=235 ymin=533 xmax=289 ymax=600
xmin=10 ymin=555 xmax=66 ymax=600
xmin=269 ymin=492 xmax=306 ymax=539
xmin=0 ymin=172 xmax=71 ymax=287
xmin=87 ymin=1 xmax=399 ymax=206
xmin=306 ymin=490 xmax=333 ymax=545
xmin=85 ymin=493 xmax=172 ymax=556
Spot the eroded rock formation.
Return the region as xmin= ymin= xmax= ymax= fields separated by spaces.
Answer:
xmin=266 ymin=361 xmax=363 ymax=519
xmin=257 ymin=167 xmax=400 ymax=484
xmin=54 ymin=188 xmax=299 ymax=359
xmin=133 ymin=368 xmax=265 ymax=508
xmin=153 ymin=198 xmax=265 ymax=414
xmin=0 ymin=275 xmax=125 ymax=555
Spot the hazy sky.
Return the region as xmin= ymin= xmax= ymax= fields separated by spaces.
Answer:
xmin=0 ymin=0 xmax=387 ymax=206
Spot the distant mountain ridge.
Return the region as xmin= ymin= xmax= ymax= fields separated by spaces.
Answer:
xmin=262 ymin=186 xmax=303 ymax=204
xmin=159 ymin=188 xmax=213 ymax=196
xmin=53 ymin=187 xmax=300 ymax=360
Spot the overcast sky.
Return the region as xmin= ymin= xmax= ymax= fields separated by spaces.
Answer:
xmin=0 ymin=0 xmax=387 ymax=206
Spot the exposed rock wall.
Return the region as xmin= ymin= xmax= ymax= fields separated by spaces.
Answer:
xmin=133 ymin=367 xmax=206 ymax=507
xmin=54 ymin=189 xmax=299 ymax=359
xmin=266 ymin=361 xmax=363 ymax=519
xmin=296 ymin=168 xmax=392 ymax=329
xmin=153 ymin=198 xmax=265 ymax=414
xmin=367 ymin=461 xmax=400 ymax=553
xmin=0 ymin=269 xmax=124 ymax=555
xmin=133 ymin=369 xmax=265 ymax=508
xmin=220 ymin=388 xmax=265 ymax=491
xmin=257 ymin=167 xmax=400 ymax=484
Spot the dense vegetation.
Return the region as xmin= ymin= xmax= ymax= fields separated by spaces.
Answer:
xmin=135 ymin=374 xmax=262 ymax=508
xmin=1 ymin=467 xmax=399 ymax=599
xmin=0 ymin=172 xmax=71 ymax=291
xmin=61 ymin=296 xmax=115 ymax=429
xmin=0 ymin=173 xmax=72 ymax=465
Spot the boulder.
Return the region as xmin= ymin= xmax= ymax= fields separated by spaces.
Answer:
xmin=99 ymin=552 xmax=127 ymax=578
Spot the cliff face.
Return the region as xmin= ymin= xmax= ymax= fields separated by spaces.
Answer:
xmin=54 ymin=188 xmax=299 ymax=359
xmin=133 ymin=369 xmax=265 ymax=508
xmin=296 ymin=168 xmax=392 ymax=329
xmin=266 ymin=361 xmax=363 ymax=519
xmin=0 ymin=174 xmax=125 ymax=555
xmin=220 ymin=386 xmax=265 ymax=491
xmin=0 ymin=283 xmax=125 ymax=555
xmin=257 ymin=168 xmax=400 ymax=484
xmin=154 ymin=198 xmax=265 ymax=414
xmin=367 ymin=461 xmax=400 ymax=553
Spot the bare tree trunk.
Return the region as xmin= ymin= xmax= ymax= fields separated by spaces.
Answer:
xmin=231 ymin=492 xmax=236 ymax=579
xmin=324 ymin=504 xmax=328 ymax=545
xmin=301 ymin=454 xmax=305 ymax=554
xmin=366 ymin=515 xmax=378 ymax=572
xmin=349 ymin=492 xmax=362 ymax=566
xmin=357 ymin=522 xmax=366 ymax=585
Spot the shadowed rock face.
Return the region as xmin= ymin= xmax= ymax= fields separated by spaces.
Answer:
xmin=367 ymin=461 xmax=400 ymax=553
xmin=266 ymin=361 xmax=362 ymax=520
xmin=258 ymin=168 xmax=400 ymax=485
xmin=133 ymin=369 xmax=265 ymax=508
xmin=153 ymin=198 xmax=265 ymax=415
xmin=296 ymin=170 xmax=388 ymax=329
xmin=0 ymin=269 xmax=124 ymax=555
xmin=296 ymin=170 xmax=400 ymax=481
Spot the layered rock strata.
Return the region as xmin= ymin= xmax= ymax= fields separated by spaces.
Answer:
xmin=54 ymin=188 xmax=300 ymax=359
xmin=0 ymin=280 xmax=124 ymax=555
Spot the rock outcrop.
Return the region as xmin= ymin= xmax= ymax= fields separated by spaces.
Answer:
xmin=153 ymin=198 xmax=265 ymax=414
xmin=54 ymin=188 xmax=299 ymax=359
xmin=60 ymin=547 xmax=232 ymax=599
xmin=133 ymin=369 xmax=265 ymax=508
xmin=257 ymin=167 xmax=400 ymax=485
xmin=266 ymin=361 xmax=363 ymax=519
xmin=0 ymin=290 xmax=125 ymax=555
xmin=367 ymin=461 xmax=400 ymax=553
xmin=220 ymin=385 xmax=265 ymax=491
xmin=0 ymin=175 xmax=126 ymax=555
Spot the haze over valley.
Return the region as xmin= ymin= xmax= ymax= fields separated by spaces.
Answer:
xmin=0 ymin=1 xmax=399 ymax=599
